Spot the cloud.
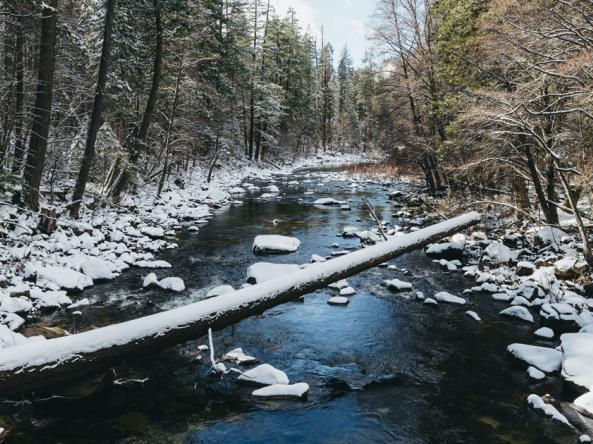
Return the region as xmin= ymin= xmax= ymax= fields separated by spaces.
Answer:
xmin=270 ymin=0 xmax=320 ymax=36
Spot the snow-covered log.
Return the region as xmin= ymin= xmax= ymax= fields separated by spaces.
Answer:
xmin=0 ymin=212 xmax=480 ymax=395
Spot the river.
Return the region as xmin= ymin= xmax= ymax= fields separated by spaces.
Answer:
xmin=1 ymin=167 xmax=575 ymax=443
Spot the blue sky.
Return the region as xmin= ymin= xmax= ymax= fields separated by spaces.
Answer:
xmin=270 ymin=0 xmax=376 ymax=66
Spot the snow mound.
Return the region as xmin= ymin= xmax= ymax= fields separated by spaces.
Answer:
xmin=253 ymin=235 xmax=301 ymax=255
xmin=507 ymin=344 xmax=562 ymax=373
xmin=238 ymin=364 xmax=289 ymax=385
xmin=252 ymin=382 xmax=309 ymax=398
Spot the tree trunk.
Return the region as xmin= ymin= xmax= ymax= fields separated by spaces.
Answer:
xmin=109 ymin=0 xmax=162 ymax=199
xmin=23 ymin=0 xmax=58 ymax=211
xmin=0 ymin=212 xmax=480 ymax=396
xmin=247 ymin=0 xmax=258 ymax=160
xmin=11 ymin=13 xmax=25 ymax=174
xmin=69 ymin=0 xmax=114 ymax=218
xmin=523 ymin=146 xmax=557 ymax=224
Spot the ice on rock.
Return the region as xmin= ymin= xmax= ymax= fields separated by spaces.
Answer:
xmin=500 ymin=306 xmax=534 ymax=323
xmin=36 ymin=266 xmax=93 ymax=291
xmin=222 ymin=348 xmax=257 ymax=365
xmin=81 ymin=257 xmax=115 ymax=280
xmin=527 ymin=394 xmax=570 ymax=425
xmin=252 ymin=235 xmax=301 ymax=255
xmin=246 ymin=262 xmax=301 ymax=284
xmin=238 ymin=363 xmax=289 ymax=385
xmin=527 ymin=366 xmax=546 ymax=380
xmin=157 ymin=277 xmax=185 ymax=292
xmin=143 ymin=273 xmax=159 ymax=287
xmin=340 ymin=287 xmax=356 ymax=296
xmin=507 ymin=344 xmax=562 ymax=373
xmin=328 ymin=296 xmax=349 ymax=305
xmin=383 ymin=279 xmax=413 ymax=291
xmin=534 ymin=327 xmax=554 ymax=339
xmin=560 ymin=333 xmax=593 ymax=391
xmin=465 ymin=310 xmax=481 ymax=322
xmin=252 ymin=382 xmax=309 ymax=398
xmin=434 ymin=291 xmax=466 ymax=305
xmin=206 ymin=285 xmax=235 ymax=298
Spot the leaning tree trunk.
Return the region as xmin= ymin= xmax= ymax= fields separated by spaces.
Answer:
xmin=23 ymin=0 xmax=58 ymax=211
xmin=0 ymin=212 xmax=480 ymax=396
xmin=109 ymin=0 xmax=162 ymax=200
xmin=70 ymin=0 xmax=115 ymax=218
xmin=523 ymin=146 xmax=558 ymax=224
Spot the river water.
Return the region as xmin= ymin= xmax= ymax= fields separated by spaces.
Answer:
xmin=1 ymin=167 xmax=579 ymax=443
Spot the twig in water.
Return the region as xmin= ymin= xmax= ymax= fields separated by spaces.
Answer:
xmin=362 ymin=196 xmax=388 ymax=241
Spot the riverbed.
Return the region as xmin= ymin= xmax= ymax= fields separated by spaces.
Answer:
xmin=1 ymin=168 xmax=578 ymax=443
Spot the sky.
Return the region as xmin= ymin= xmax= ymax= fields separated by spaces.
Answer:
xmin=270 ymin=0 xmax=377 ymax=66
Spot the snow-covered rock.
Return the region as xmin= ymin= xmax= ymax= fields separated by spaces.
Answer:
xmin=140 ymin=226 xmax=164 ymax=238
xmin=554 ymin=257 xmax=589 ymax=280
xmin=465 ymin=310 xmax=481 ymax=322
xmin=434 ymin=291 xmax=466 ymax=305
xmin=507 ymin=344 xmax=562 ymax=373
xmin=424 ymin=298 xmax=438 ymax=306
xmin=527 ymin=394 xmax=570 ymax=425
xmin=527 ymin=366 xmax=546 ymax=380
xmin=534 ymin=327 xmax=554 ymax=340
xmin=134 ymin=260 xmax=172 ymax=269
xmin=328 ymin=296 xmax=349 ymax=305
xmin=252 ymin=383 xmax=309 ymax=398
xmin=560 ymin=333 xmax=593 ymax=391
xmin=36 ymin=266 xmax=93 ymax=291
xmin=340 ymin=287 xmax=356 ymax=296
xmin=252 ymin=235 xmax=301 ymax=255
xmin=516 ymin=261 xmax=536 ymax=276
xmin=246 ymin=262 xmax=301 ymax=284
xmin=540 ymin=303 xmax=578 ymax=322
xmin=500 ymin=306 xmax=534 ymax=323
xmin=157 ymin=277 xmax=185 ymax=292
xmin=328 ymin=279 xmax=349 ymax=290
xmin=80 ymin=257 xmax=115 ymax=281
xmin=383 ymin=279 xmax=413 ymax=291
xmin=238 ymin=364 xmax=289 ymax=385
xmin=425 ymin=236 xmax=465 ymax=260
xmin=574 ymin=391 xmax=593 ymax=417
xmin=313 ymin=198 xmax=345 ymax=206
xmin=206 ymin=285 xmax=235 ymax=298
xmin=481 ymin=242 xmax=512 ymax=267
xmin=143 ymin=273 xmax=159 ymax=287
xmin=0 ymin=297 xmax=33 ymax=314
xmin=311 ymin=254 xmax=327 ymax=263
xmin=535 ymin=226 xmax=569 ymax=245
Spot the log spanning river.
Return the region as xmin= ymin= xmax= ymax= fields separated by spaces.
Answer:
xmin=0 ymin=167 xmax=575 ymax=443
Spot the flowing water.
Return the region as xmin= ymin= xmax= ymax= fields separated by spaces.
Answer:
xmin=1 ymin=167 xmax=582 ymax=443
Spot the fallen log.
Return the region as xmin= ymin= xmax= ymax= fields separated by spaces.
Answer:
xmin=0 ymin=211 xmax=480 ymax=395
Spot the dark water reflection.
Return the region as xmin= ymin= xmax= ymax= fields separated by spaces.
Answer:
xmin=1 ymin=170 xmax=580 ymax=443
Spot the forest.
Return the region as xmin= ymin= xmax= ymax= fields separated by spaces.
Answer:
xmin=0 ymin=0 xmax=592 ymax=443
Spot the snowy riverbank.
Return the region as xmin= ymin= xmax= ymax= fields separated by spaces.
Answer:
xmin=0 ymin=151 xmax=369 ymax=347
